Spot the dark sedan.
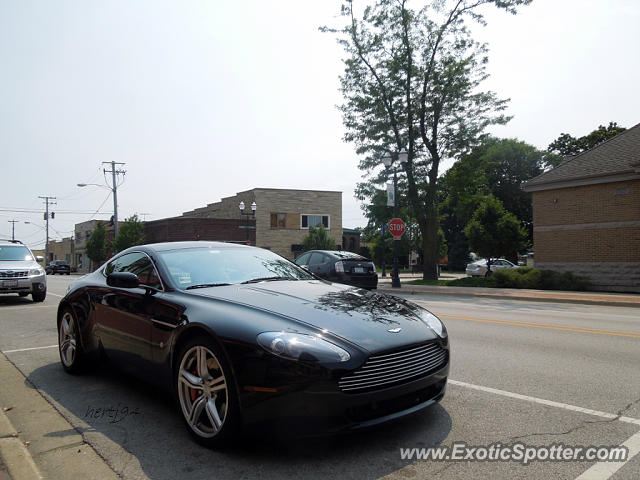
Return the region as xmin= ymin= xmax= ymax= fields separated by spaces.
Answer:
xmin=295 ymin=250 xmax=378 ymax=289
xmin=56 ymin=242 xmax=448 ymax=447
xmin=46 ymin=260 xmax=71 ymax=275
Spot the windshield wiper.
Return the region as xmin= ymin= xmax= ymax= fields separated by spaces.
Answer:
xmin=185 ymin=283 xmax=231 ymax=290
xmin=241 ymin=276 xmax=294 ymax=284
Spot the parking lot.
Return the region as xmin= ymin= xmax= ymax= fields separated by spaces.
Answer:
xmin=1 ymin=274 xmax=639 ymax=479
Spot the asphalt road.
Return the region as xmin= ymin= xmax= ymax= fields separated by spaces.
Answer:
xmin=1 ymin=275 xmax=639 ymax=480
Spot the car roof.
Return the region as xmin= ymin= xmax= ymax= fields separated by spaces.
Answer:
xmin=126 ymin=241 xmax=253 ymax=254
xmin=304 ymin=250 xmax=368 ymax=259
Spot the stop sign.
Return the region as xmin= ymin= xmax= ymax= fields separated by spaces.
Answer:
xmin=388 ymin=218 xmax=406 ymax=240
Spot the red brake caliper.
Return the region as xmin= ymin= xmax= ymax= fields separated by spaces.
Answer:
xmin=189 ymin=365 xmax=199 ymax=402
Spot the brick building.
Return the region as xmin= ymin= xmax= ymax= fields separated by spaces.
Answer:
xmin=143 ymin=217 xmax=255 ymax=245
xmin=523 ymin=123 xmax=640 ymax=292
xmin=182 ymin=188 xmax=342 ymax=260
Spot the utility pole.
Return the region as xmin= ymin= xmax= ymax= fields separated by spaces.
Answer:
xmin=102 ymin=161 xmax=126 ymax=238
xmin=7 ymin=220 xmax=18 ymax=241
xmin=39 ymin=196 xmax=56 ymax=263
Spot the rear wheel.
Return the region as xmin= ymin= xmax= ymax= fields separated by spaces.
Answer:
xmin=175 ymin=336 xmax=239 ymax=448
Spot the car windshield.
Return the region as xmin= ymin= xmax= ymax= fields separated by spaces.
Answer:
xmin=158 ymin=246 xmax=315 ymax=289
xmin=0 ymin=245 xmax=34 ymax=261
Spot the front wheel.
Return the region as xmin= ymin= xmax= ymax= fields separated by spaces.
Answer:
xmin=32 ymin=290 xmax=46 ymax=302
xmin=175 ymin=337 xmax=239 ymax=448
xmin=58 ymin=308 xmax=87 ymax=373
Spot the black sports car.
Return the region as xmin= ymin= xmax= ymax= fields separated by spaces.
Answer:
xmin=57 ymin=241 xmax=448 ymax=447
xmin=295 ymin=250 xmax=378 ymax=290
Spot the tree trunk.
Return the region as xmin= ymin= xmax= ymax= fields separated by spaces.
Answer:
xmin=421 ymin=208 xmax=439 ymax=281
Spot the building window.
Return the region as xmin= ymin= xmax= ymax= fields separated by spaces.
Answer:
xmin=270 ymin=213 xmax=286 ymax=228
xmin=301 ymin=214 xmax=330 ymax=229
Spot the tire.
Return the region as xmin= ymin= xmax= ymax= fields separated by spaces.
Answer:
xmin=66 ymin=272 xmax=71 ymax=275
xmin=58 ymin=308 xmax=87 ymax=373
xmin=175 ymin=336 xmax=239 ymax=448
xmin=32 ymin=290 xmax=46 ymax=302
xmin=484 ymin=270 xmax=493 ymax=277
xmin=18 ymin=292 xmax=29 ymax=297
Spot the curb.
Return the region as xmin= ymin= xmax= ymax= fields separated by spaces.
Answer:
xmin=0 ymin=411 xmax=42 ymax=480
xmin=377 ymin=285 xmax=640 ymax=308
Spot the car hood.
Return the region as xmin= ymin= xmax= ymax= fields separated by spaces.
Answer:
xmin=191 ymin=280 xmax=439 ymax=353
xmin=0 ymin=261 xmax=39 ymax=270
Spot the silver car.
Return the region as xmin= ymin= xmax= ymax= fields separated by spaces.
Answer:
xmin=0 ymin=240 xmax=47 ymax=301
xmin=466 ymin=258 xmax=516 ymax=277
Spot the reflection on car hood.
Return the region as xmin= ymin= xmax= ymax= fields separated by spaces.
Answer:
xmin=0 ymin=261 xmax=39 ymax=270
xmin=191 ymin=280 xmax=438 ymax=353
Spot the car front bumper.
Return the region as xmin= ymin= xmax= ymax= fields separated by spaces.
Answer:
xmin=0 ymin=274 xmax=46 ymax=294
xmin=240 ymin=361 xmax=449 ymax=437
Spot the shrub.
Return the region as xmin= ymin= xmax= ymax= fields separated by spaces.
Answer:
xmin=493 ymin=267 xmax=589 ymax=291
xmin=448 ymin=276 xmax=497 ymax=288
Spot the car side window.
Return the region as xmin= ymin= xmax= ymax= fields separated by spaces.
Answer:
xmin=296 ymin=253 xmax=310 ymax=265
xmin=308 ymin=253 xmax=323 ymax=266
xmin=105 ymin=252 xmax=163 ymax=290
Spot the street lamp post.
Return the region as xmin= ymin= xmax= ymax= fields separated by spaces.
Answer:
xmin=78 ymin=161 xmax=125 ymax=238
xmin=382 ymin=149 xmax=408 ymax=288
xmin=239 ymin=201 xmax=257 ymax=245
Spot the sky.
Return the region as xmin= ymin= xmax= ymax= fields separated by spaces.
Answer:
xmin=1 ymin=0 xmax=639 ymax=251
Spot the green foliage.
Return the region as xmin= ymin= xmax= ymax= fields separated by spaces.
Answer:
xmin=547 ymin=122 xmax=626 ymax=162
xmin=493 ymin=267 xmax=589 ymax=291
xmin=302 ymin=225 xmax=337 ymax=251
xmin=323 ymin=0 xmax=530 ymax=279
xmin=86 ymin=222 xmax=107 ymax=268
xmin=439 ymin=137 xmax=545 ymax=268
xmin=464 ymin=195 xmax=527 ymax=264
xmin=113 ymin=215 xmax=145 ymax=253
xmin=408 ymin=267 xmax=589 ymax=290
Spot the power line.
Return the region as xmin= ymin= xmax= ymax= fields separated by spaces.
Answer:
xmin=102 ymin=161 xmax=126 ymax=237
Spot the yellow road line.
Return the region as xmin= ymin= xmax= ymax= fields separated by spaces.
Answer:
xmin=437 ymin=314 xmax=640 ymax=339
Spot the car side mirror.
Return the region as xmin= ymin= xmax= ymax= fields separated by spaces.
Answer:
xmin=107 ymin=272 xmax=140 ymax=289
xmin=36 ymin=256 xmax=44 ymax=262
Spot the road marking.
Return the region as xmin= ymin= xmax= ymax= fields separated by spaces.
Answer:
xmin=574 ymin=430 xmax=640 ymax=480
xmin=2 ymin=345 xmax=58 ymax=354
xmin=437 ymin=314 xmax=640 ymax=339
xmin=47 ymin=292 xmax=64 ymax=297
xmin=449 ymin=380 xmax=640 ymax=426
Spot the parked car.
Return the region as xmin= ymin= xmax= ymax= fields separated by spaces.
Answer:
xmin=466 ymin=258 xmax=517 ymax=277
xmin=56 ymin=241 xmax=448 ymax=446
xmin=46 ymin=260 xmax=71 ymax=275
xmin=294 ymin=250 xmax=378 ymax=290
xmin=0 ymin=239 xmax=47 ymax=302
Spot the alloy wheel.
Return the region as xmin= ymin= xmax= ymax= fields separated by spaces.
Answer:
xmin=177 ymin=346 xmax=228 ymax=438
xmin=59 ymin=312 xmax=77 ymax=367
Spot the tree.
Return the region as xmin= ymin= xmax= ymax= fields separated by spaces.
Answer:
xmin=547 ymin=122 xmax=626 ymax=162
xmin=439 ymin=137 xmax=545 ymax=268
xmin=323 ymin=0 xmax=530 ymax=280
xmin=464 ymin=195 xmax=526 ymax=271
xmin=302 ymin=225 xmax=337 ymax=251
xmin=86 ymin=222 xmax=107 ymax=270
xmin=113 ymin=214 xmax=145 ymax=253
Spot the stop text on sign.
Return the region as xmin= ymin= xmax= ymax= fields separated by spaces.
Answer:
xmin=388 ymin=218 xmax=406 ymax=240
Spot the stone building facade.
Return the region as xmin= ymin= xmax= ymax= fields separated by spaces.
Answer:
xmin=182 ymin=188 xmax=342 ymax=260
xmin=523 ymin=123 xmax=640 ymax=292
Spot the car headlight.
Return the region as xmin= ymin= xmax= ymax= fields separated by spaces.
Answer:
xmin=257 ymin=331 xmax=350 ymax=363
xmin=29 ymin=268 xmax=44 ymax=276
xmin=420 ymin=310 xmax=447 ymax=338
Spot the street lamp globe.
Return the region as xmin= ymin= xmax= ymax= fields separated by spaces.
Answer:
xmin=398 ymin=149 xmax=408 ymax=164
xmin=239 ymin=201 xmax=245 ymax=212
xmin=381 ymin=155 xmax=393 ymax=168
xmin=251 ymin=202 xmax=257 ymax=212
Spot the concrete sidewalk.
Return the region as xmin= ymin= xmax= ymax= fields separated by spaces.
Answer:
xmin=0 ymin=354 xmax=119 ymax=480
xmin=377 ymin=281 xmax=640 ymax=308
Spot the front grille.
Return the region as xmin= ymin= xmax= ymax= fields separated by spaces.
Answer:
xmin=339 ymin=342 xmax=447 ymax=393
xmin=0 ymin=271 xmax=28 ymax=278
